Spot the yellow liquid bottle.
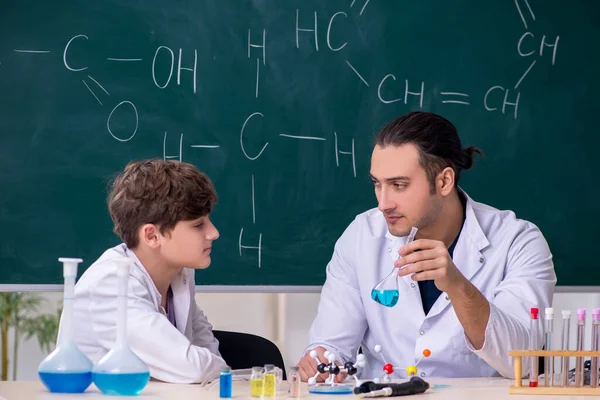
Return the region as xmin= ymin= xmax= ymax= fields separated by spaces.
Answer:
xmin=251 ymin=378 xmax=264 ymax=397
xmin=250 ymin=366 xmax=264 ymax=398
xmin=263 ymin=364 xmax=277 ymax=398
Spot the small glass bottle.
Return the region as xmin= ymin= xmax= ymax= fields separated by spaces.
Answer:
xmin=288 ymin=366 xmax=300 ymax=398
xmin=220 ymin=367 xmax=232 ymax=398
xmin=250 ymin=366 xmax=264 ymax=398
xmin=263 ymin=364 xmax=277 ymax=398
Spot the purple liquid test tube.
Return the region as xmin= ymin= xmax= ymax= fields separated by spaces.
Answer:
xmin=591 ymin=309 xmax=600 ymax=388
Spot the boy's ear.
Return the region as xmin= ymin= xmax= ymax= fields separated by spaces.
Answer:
xmin=139 ymin=224 xmax=161 ymax=249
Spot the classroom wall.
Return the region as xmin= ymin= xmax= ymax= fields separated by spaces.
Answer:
xmin=4 ymin=291 xmax=599 ymax=381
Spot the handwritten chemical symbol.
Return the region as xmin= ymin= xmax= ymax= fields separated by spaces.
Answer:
xmin=7 ymin=1 xmax=559 ymax=269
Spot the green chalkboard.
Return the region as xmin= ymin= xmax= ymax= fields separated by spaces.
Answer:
xmin=1 ymin=1 xmax=598 ymax=287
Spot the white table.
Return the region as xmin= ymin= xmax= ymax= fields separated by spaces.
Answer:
xmin=0 ymin=378 xmax=598 ymax=400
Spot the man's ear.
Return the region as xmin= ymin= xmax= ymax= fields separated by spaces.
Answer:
xmin=436 ymin=167 xmax=455 ymax=196
xmin=139 ymin=224 xmax=161 ymax=249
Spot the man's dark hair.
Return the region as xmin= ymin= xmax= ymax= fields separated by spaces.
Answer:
xmin=375 ymin=111 xmax=483 ymax=193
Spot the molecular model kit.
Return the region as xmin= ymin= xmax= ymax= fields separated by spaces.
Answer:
xmin=307 ymin=345 xmax=431 ymax=395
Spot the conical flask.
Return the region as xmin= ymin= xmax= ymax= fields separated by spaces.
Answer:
xmin=38 ymin=258 xmax=93 ymax=393
xmin=92 ymin=257 xmax=150 ymax=396
xmin=371 ymin=227 xmax=418 ymax=307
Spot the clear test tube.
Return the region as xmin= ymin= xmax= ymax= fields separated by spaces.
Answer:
xmin=561 ymin=310 xmax=571 ymax=387
xmin=575 ymin=309 xmax=586 ymax=387
xmin=544 ymin=308 xmax=554 ymax=386
xmin=591 ymin=309 xmax=600 ymax=388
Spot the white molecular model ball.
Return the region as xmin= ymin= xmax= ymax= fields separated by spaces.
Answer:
xmin=356 ymin=353 xmax=366 ymax=368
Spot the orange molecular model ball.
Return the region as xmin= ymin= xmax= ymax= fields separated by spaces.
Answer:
xmin=423 ymin=349 xmax=431 ymax=357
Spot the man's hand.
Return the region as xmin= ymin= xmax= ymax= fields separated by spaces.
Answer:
xmin=297 ymin=346 xmax=345 ymax=383
xmin=396 ymin=238 xmax=490 ymax=349
xmin=395 ymin=239 xmax=467 ymax=293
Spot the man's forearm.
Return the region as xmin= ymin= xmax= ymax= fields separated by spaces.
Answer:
xmin=447 ymin=278 xmax=490 ymax=349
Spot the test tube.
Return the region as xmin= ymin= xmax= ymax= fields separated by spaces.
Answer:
xmin=591 ymin=309 xmax=600 ymax=388
xmin=544 ymin=308 xmax=554 ymax=386
xmin=575 ymin=309 xmax=586 ymax=387
xmin=560 ymin=310 xmax=571 ymax=387
xmin=529 ymin=308 xmax=540 ymax=387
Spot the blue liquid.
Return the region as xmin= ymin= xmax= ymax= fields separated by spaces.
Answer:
xmin=308 ymin=383 xmax=354 ymax=394
xmin=220 ymin=372 xmax=232 ymax=398
xmin=39 ymin=371 xmax=92 ymax=393
xmin=93 ymin=371 xmax=150 ymax=396
xmin=371 ymin=289 xmax=399 ymax=307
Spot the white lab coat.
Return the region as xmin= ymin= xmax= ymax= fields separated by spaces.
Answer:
xmin=57 ymin=244 xmax=227 ymax=383
xmin=306 ymin=191 xmax=556 ymax=379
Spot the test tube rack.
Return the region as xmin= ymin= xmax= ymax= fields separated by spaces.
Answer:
xmin=509 ymin=350 xmax=600 ymax=396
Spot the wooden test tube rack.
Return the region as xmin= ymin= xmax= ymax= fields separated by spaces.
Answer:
xmin=509 ymin=350 xmax=600 ymax=395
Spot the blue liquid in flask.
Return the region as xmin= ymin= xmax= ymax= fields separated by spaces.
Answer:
xmin=39 ymin=371 xmax=92 ymax=393
xmin=371 ymin=289 xmax=399 ymax=307
xmin=38 ymin=258 xmax=93 ymax=394
xmin=92 ymin=257 xmax=150 ymax=396
xmin=371 ymin=227 xmax=418 ymax=308
xmin=93 ymin=372 xmax=150 ymax=396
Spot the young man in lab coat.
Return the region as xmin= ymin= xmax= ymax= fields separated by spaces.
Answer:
xmin=57 ymin=159 xmax=227 ymax=383
xmin=298 ymin=112 xmax=556 ymax=381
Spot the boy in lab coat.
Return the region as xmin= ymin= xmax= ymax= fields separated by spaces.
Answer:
xmin=57 ymin=159 xmax=227 ymax=383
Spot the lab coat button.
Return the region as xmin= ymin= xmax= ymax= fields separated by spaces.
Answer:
xmin=387 ymin=247 xmax=391 ymax=253
xmin=421 ymin=372 xmax=426 ymax=377
xmin=445 ymin=295 xmax=449 ymax=301
xmin=479 ymin=257 xmax=484 ymax=263
xmin=183 ymin=278 xmax=187 ymax=284
xmin=419 ymin=330 xmax=425 ymax=336
xmin=410 ymin=283 xmax=416 ymax=288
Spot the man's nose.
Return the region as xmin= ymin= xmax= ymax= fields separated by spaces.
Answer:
xmin=377 ymin=188 xmax=395 ymax=212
